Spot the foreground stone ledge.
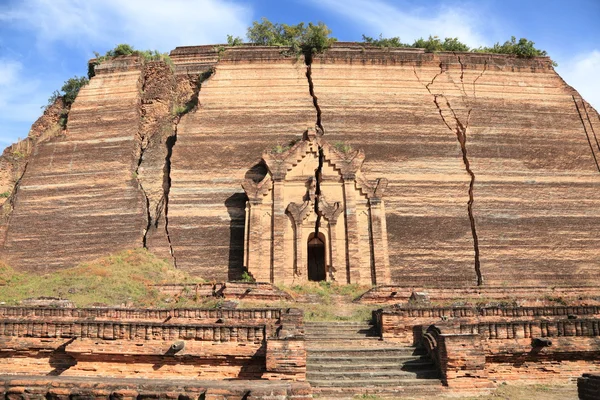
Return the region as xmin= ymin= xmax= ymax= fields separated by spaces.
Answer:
xmin=152 ymin=282 xmax=293 ymax=301
xmin=0 ymin=306 xmax=284 ymax=323
xmin=359 ymin=285 xmax=600 ymax=305
xmin=0 ymin=307 xmax=306 ymax=382
xmin=0 ymin=375 xmax=313 ymax=400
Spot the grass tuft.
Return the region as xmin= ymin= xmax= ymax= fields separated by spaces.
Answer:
xmin=0 ymin=249 xmax=193 ymax=307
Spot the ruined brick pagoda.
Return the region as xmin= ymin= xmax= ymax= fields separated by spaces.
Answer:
xmin=0 ymin=43 xmax=599 ymax=398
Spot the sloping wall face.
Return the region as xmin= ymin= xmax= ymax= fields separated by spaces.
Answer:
xmin=1 ymin=45 xmax=599 ymax=288
xmin=168 ymin=48 xmax=316 ymax=281
xmin=0 ymin=58 xmax=146 ymax=272
xmin=310 ymin=46 xmax=600 ymax=287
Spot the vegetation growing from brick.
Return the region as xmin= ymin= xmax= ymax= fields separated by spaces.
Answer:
xmin=361 ymin=34 xmax=554 ymax=63
xmin=88 ymin=44 xmax=173 ymax=78
xmin=233 ymin=17 xmax=337 ymax=56
xmin=0 ymin=249 xmax=192 ymax=307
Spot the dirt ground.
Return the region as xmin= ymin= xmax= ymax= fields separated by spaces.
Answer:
xmin=436 ymin=383 xmax=578 ymax=400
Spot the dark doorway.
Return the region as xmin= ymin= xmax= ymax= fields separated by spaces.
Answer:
xmin=308 ymin=233 xmax=326 ymax=281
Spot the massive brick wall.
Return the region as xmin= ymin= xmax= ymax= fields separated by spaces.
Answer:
xmin=1 ymin=44 xmax=599 ymax=288
xmin=0 ymin=57 xmax=146 ymax=272
xmin=167 ymin=47 xmax=316 ymax=280
xmin=310 ymin=44 xmax=600 ymax=287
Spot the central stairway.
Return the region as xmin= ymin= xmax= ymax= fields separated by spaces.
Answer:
xmin=305 ymin=321 xmax=444 ymax=399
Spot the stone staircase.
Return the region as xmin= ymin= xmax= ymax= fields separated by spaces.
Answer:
xmin=305 ymin=321 xmax=444 ymax=399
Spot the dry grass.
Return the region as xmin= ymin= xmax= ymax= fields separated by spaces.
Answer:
xmin=0 ymin=249 xmax=194 ymax=307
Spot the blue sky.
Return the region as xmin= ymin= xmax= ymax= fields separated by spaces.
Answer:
xmin=0 ymin=0 xmax=599 ymax=147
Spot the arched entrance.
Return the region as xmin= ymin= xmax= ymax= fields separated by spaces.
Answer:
xmin=307 ymin=233 xmax=326 ymax=281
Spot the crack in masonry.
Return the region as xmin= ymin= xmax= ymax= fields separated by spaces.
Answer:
xmin=163 ymin=68 xmax=216 ymax=267
xmin=582 ymin=101 xmax=600 ymax=153
xmin=472 ymin=60 xmax=487 ymax=99
xmin=163 ymin=127 xmax=178 ymax=267
xmin=415 ymin=64 xmax=483 ymax=286
xmin=573 ymin=96 xmax=600 ymax=172
xmin=6 ymin=161 xmax=29 ymax=216
xmin=136 ymin=71 xmax=152 ymax=249
xmin=314 ymin=147 xmax=324 ymax=235
xmin=304 ymin=53 xmax=325 ymax=234
xmin=136 ymin=149 xmax=152 ymax=249
xmin=305 ymin=56 xmax=323 ymax=133
xmin=425 ymin=62 xmax=444 ymax=92
xmin=456 ymin=54 xmax=467 ymax=97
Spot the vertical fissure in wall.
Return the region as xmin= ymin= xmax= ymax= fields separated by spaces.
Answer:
xmin=415 ymin=64 xmax=483 ymax=285
xmin=573 ymin=95 xmax=600 ymax=172
xmin=3 ymin=161 xmax=30 ymax=228
xmin=582 ymin=100 xmax=600 ymax=154
xmin=448 ymin=105 xmax=482 ymax=286
xmin=162 ymin=67 xmax=216 ymax=266
xmin=136 ymin=71 xmax=152 ymax=249
xmin=136 ymin=151 xmax=152 ymax=249
xmin=163 ymin=130 xmax=178 ymax=266
xmin=305 ymin=52 xmax=325 ymax=236
xmin=314 ymin=147 xmax=324 ymax=235
xmin=305 ymin=54 xmax=323 ymax=133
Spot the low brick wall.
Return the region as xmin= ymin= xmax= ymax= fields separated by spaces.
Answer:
xmin=578 ymin=373 xmax=600 ymax=400
xmin=424 ymin=321 xmax=600 ymax=387
xmin=0 ymin=306 xmax=283 ymax=322
xmin=424 ymin=327 xmax=490 ymax=388
xmin=377 ymin=306 xmax=600 ymax=345
xmin=0 ymin=306 xmax=306 ymax=382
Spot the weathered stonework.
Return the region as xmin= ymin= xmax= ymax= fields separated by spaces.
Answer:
xmin=0 ymin=306 xmax=306 ymax=382
xmin=242 ymin=127 xmax=390 ymax=285
xmin=0 ymin=43 xmax=599 ymax=290
xmin=379 ymin=305 xmax=600 ymax=387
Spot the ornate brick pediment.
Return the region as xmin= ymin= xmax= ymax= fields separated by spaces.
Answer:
xmin=242 ymin=127 xmax=390 ymax=285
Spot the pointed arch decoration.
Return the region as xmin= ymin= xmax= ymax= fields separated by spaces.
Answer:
xmin=241 ymin=127 xmax=390 ymax=285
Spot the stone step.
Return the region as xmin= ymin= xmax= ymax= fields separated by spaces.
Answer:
xmin=307 ymin=368 xmax=440 ymax=380
xmin=304 ymin=329 xmax=377 ymax=336
xmin=304 ymin=324 xmax=374 ymax=329
xmin=306 ymin=360 xmax=435 ymax=371
xmin=307 ymin=355 xmax=431 ymax=364
xmin=305 ymin=322 xmax=373 ymax=326
xmin=308 ymin=377 xmax=442 ymax=388
xmin=307 ymin=347 xmax=423 ymax=356
xmin=305 ymin=332 xmax=381 ymax=340
xmin=312 ymin=385 xmax=445 ymax=399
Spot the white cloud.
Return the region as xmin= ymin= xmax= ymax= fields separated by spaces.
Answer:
xmin=0 ymin=59 xmax=44 ymax=120
xmin=557 ymin=50 xmax=600 ymax=111
xmin=309 ymin=0 xmax=489 ymax=47
xmin=0 ymin=0 xmax=252 ymax=51
xmin=0 ymin=0 xmax=254 ymax=145
xmin=0 ymin=58 xmax=47 ymax=144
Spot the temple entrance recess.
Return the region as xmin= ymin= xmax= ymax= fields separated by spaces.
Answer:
xmin=242 ymin=127 xmax=391 ymax=285
xmin=308 ymin=233 xmax=326 ymax=281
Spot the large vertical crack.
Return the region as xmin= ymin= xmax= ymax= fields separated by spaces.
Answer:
xmin=163 ymin=127 xmax=178 ymax=266
xmin=581 ymin=100 xmax=600 ymax=154
xmin=314 ymin=147 xmax=323 ymax=234
xmin=415 ymin=64 xmax=483 ymax=286
xmin=305 ymin=53 xmax=325 ymax=233
xmin=136 ymin=70 xmax=152 ymax=249
xmin=305 ymin=54 xmax=323 ymax=133
xmin=573 ymin=96 xmax=600 ymax=172
xmin=162 ymin=67 xmax=216 ymax=267
xmin=136 ymin=149 xmax=152 ymax=249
